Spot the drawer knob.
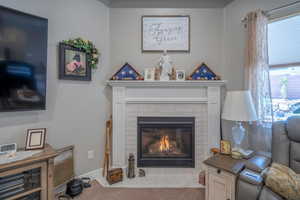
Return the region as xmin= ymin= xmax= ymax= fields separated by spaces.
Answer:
xmin=217 ymin=169 xmax=221 ymax=174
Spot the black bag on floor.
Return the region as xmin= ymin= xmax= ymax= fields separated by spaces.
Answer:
xmin=66 ymin=179 xmax=83 ymax=198
xmin=65 ymin=177 xmax=91 ymax=198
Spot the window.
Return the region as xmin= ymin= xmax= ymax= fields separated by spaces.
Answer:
xmin=270 ymin=67 xmax=300 ymax=121
xmin=268 ymin=14 xmax=300 ymax=121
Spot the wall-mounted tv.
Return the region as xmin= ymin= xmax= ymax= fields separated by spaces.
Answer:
xmin=0 ymin=6 xmax=48 ymax=112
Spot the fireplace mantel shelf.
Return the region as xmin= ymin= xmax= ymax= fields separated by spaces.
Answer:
xmin=107 ymin=80 xmax=226 ymax=87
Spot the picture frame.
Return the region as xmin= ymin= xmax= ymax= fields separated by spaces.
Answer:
xmin=176 ymin=70 xmax=186 ymax=81
xmin=25 ymin=128 xmax=46 ymax=150
xmin=144 ymin=68 xmax=155 ymax=81
xmin=220 ymin=140 xmax=231 ymax=155
xmin=59 ymin=43 xmax=91 ymax=81
xmin=142 ymin=15 xmax=190 ymax=52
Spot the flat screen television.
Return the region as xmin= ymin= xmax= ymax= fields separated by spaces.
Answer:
xmin=0 ymin=6 xmax=48 ymax=112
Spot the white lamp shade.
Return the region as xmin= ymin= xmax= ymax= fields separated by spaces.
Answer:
xmin=222 ymin=90 xmax=258 ymax=122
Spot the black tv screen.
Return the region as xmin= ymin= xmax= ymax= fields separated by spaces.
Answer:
xmin=0 ymin=6 xmax=47 ymax=112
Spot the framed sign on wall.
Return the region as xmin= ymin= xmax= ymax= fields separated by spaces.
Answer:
xmin=142 ymin=15 xmax=190 ymax=52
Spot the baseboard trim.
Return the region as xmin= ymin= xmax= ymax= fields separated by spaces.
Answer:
xmin=79 ymin=168 xmax=102 ymax=180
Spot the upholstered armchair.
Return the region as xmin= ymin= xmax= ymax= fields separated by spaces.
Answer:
xmin=236 ymin=116 xmax=300 ymax=200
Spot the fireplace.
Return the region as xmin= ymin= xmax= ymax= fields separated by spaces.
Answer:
xmin=137 ymin=117 xmax=195 ymax=168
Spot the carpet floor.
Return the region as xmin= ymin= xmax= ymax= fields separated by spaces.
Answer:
xmin=70 ymin=180 xmax=205 ymax=200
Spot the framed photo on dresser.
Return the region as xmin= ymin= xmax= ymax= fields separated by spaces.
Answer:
xmin=25 ymin=128 xmax=46 ymax=150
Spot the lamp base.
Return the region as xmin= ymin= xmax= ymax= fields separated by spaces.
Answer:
xmin=232 ymin=122 xmax=245 ymax=152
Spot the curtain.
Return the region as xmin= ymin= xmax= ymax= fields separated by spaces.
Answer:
xmin=244 ymin=10 xmax=273 ymax=152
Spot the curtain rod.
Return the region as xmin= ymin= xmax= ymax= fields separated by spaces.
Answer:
xmin=265 ymin=0 xmax=300 ymax=14
xmin=241 ymin=0 xmax=300 ymax=23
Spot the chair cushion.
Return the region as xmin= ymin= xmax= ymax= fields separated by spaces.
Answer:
xmin=237 ymin=179 xmax=262 ymax=200
xmin=287 ymin=116 xmax=300 ymax=142
xmin=259 ymin=187 xmax=284 ymax=200
xmin=264 ymin=163 xmax=300 ymax=200
xmin=290 ymin=141 xmax=300 ymax=174
xmin=272 ymin=121 xmax=290 ymax=166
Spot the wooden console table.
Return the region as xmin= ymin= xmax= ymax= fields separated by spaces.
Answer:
xmin=204 ymin=154 xmax=245 ymax=200
xmin=0 ymin=145 xmax=58 ymax=200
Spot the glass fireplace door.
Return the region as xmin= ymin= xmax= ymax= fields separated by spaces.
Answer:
xmin=137 ymin=117 xmax=195 ymax=168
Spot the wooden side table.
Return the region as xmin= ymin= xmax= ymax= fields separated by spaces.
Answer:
xmin=0 ymin=145 xmax=58 ymax=200
xmin=204 ymin=154 xmax=245 ymax=200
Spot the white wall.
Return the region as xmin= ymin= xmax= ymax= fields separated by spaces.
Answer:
xmin=0 ymin=0 xmax=111 ymax=175
xmin=110 ymin=8 xmax=224 ymax=78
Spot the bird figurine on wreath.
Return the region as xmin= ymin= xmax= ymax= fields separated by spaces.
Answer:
xmin=188 ymin=63 xmax=221 ymax=80
xmin=111 ymin=63 xmax=143 ymax=80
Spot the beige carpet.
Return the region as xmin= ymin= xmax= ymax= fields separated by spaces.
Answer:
xmin=70 ymin=180 xmax=205 ymax=200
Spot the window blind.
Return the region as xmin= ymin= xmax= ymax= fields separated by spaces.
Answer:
xmin=268 ymin=14 xmax=300 ymax=66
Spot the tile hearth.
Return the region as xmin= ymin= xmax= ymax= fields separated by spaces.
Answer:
xmin=68 ymin=180 xmax=205 ymax=200
xmin=96 ymin=169 xmax=202 ymax=188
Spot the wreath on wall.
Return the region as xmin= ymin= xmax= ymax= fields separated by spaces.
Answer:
xmin=62 ymin=38 xmax=100 ymax=69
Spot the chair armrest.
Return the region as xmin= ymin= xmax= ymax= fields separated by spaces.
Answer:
xmin=239 ymin=169 xmax=263 ymax=185
xmin=237 ymin=169 xmax=264 ymax=200
xmin=246 ymin=155 xmax=271 ymax=173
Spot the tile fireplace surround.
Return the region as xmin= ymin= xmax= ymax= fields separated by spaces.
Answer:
xmin=104 ymin=80 xmax=226 ymax=188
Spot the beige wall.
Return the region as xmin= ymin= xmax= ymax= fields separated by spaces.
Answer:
xmin=0 ymin=0 xmax=111 ymax=175
xmin=110 ymin=8 xmax=224 ymax=79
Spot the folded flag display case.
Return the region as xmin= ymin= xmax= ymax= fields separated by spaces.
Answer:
xmin=188 ymin=63 xmax=220 ymax=80
xmin=111 ymin=63 xmax=143 ymax=80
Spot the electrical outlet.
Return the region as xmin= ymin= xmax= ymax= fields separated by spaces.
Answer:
xmin=88 ymin=150 xmax=94 ymax=159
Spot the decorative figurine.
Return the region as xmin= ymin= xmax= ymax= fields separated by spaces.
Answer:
xmin=127 ymin=153 xmax=135 ymax=179
xmin=138 ymin=169 xmax=146 ymax=177
xmin=158 ymin=50 xmax=173 ymax=81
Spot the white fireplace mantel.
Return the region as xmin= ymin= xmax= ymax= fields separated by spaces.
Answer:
xmin=107 ymin=80 xmax=226 ymax=169
xmin=107 ymin=80 xmax=226 ymax=87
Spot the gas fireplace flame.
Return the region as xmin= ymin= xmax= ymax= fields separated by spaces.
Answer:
xmin=159 ymin=136 xmax=170 ymax=152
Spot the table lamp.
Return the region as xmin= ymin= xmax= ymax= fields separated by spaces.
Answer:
xmin=222 ymin=90 xmax=258 ymax=152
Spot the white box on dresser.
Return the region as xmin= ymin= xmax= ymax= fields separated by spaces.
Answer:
xmin=108 ymin=80 xmax=226 ymax=178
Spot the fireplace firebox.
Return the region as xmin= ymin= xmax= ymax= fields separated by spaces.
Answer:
xmin=137 ymin=117 xmax=195 ymax=168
